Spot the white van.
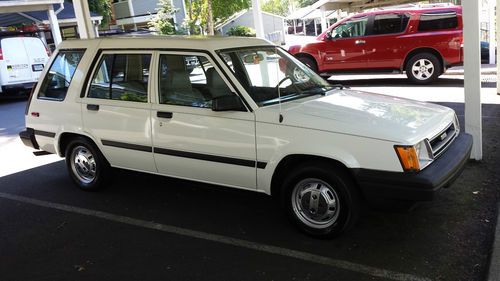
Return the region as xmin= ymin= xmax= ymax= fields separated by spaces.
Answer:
xmin=0 ymin=37 xmax=49 ymax=95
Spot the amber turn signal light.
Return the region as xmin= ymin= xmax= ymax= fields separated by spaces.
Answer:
xmin=394 ymin=146 xmax=420 ymax=172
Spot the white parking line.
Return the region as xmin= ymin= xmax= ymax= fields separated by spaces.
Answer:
xmin=0 ymin=192 xmax=431 ymax=281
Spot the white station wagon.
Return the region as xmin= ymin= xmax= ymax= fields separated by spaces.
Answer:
xmin=20 ymin=36 xmax=472 ymax=237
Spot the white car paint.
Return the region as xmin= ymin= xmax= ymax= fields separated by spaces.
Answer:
xmin=25 ymin=36 xmax=459 ymax=195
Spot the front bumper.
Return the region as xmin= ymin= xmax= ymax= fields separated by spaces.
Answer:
xmin=19 ymin=128 xmax=39 ymax=150
xmin=352 ymin=132 xmax=473 ymax=202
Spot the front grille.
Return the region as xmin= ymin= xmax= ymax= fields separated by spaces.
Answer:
xmin=429 ymin=122 xmax=457 ymax=158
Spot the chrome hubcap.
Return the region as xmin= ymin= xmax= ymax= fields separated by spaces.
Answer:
xmin=71 ymin=146 xmax=96 ymax=184
xmin=291 ymin=178 xmax=340 ymax=229
xmin=293 ymin=67 xmax=310 ymax=82
xmin=412 ymin=59 xmax=434 ymax=80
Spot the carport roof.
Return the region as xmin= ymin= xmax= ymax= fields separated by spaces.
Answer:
xmin=309 ymin=0 xmax=421 ymax=11
xmin=0 ymin=0 xmax=63 ymax=13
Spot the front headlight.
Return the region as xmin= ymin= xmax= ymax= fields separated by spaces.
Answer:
xmin=395 ymin=139 xmax=434 ymax=172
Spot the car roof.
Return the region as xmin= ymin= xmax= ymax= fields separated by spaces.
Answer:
xmin=57 ymin=35 xmax=273 ymax=52
xmin=350 ymin=5 xmax=462 ymax=18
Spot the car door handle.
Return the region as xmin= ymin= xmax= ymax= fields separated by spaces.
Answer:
xmin=355 ymin=40 xmax=366 ymax=45
xmin=157 ymin=111 xmax=173 ymax=119
xmin=87 ymin=104 xmax=99 ymax=111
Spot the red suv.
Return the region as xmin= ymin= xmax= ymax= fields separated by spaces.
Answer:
xmin=288 ymin=6 xmax=463 ymax=84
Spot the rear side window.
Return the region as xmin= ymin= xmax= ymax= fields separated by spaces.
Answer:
xmin=88 ymin=53 xmax=151 ymax=103
xmin=372 ymin=13 xmax=410 ymax=35
xmin=37 ymin=50 xmax=85 ymax=100
xmin=418 ymin=11 xmax=458 ymax=31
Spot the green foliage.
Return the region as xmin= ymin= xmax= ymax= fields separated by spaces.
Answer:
xmin=184 ymin=0 xmax=251 ymax=35
xmin=67 ymin=0 xmax=111 ymax=27
xmin=295 ymin=0 xmax=318 ymax=8
xmin=261 ymin=0 xmax=290 ymax=17
xmin=148 ymin=0 xmax=179 ymax=35
xmin=226 ymin=25 xmax=256 ymax=37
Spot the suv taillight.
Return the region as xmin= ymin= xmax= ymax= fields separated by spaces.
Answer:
xmin=25 ymin=82 xmax=37 ymax=116
xmin=0 ymin=48 xmax=3 ymax=60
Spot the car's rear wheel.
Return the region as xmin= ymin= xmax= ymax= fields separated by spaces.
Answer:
xmin=406 ymin=53 xmax=442 ymax=84
xmin=282 ymin=163 xmax=360 ymax=238
xmin=65 ymin=137 xmax=111 ymax=191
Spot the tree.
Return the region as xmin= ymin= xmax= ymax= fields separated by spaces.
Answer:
xmin=148 ymin=0 xmax=179 ymax=35
xmin=295 ymin=0 xmax=318 ymax=8
xmin=261 ymin=0 xmax=290 ymax=16
xmin=184 ymin=0 xmax=250 ymax=35
xmin=67 ymin=0 xmax=111 ymax=27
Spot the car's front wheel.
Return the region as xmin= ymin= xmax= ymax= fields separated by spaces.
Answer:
xmin=282 ymin=163 xmax=360 ymax=238
xmin=406 ymin=53 xmax=442 ymax=84
xmin=65 ymin=137 xmax=111 ymax=191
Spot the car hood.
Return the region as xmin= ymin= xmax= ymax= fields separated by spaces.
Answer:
xmin=257 ymin=89 xmax=456 ymax=144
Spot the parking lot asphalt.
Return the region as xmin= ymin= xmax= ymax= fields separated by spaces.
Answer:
xmin=1 ymin=77 xmax=499 ymax=281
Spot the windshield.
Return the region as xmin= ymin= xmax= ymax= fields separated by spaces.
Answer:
xmin=218 ymin=46 xmax=333 ymax=107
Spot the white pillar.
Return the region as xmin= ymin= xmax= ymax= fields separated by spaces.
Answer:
xmin=73 ymin=0 xmax=96 ymax=39
xmin=497 ymin=0 xmax=500 ymax=95
xmin=489 ymin=0 xmax=496 ymax=64
xmin=251 ymin=0 xmax=265 ymax=38
xmin=47 ymin=5 xmax=62 ymax=46
xmin=463 ymin=0 xmax=483 ymax=160
xmin=320 ymin=6 xmax=327 ymax=33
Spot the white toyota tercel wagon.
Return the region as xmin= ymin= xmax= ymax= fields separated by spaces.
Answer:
xmin=20 ymin=36 xmax=472 ymax=237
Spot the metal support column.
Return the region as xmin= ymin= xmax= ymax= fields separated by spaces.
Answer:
xmin=489 ymin=0 xmax=496 ymax=64
xmin=73 ymin=0 xmax=96 ymax=39
xmin=320 ymin=6 xmax=327 ymax=33
xmin=47 ymin=5 xmax=62 ymax=46
xmin=497 ymin=0 xmax=500 ymax=95
xmin=251 ymin=0 xmax=265 ymax=38
xmin=463 ymin=0 xmax=483 ymax=160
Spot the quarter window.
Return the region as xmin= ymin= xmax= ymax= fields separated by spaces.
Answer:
xmin=418 ymin=11 xmax=458 ymax=31
xmin=330 ymin=16 xmax=368 ymax=39
xmin=88 ymin=53 xmax=151 ymax=103
xmin=372 ymin=13 xmax=410 ymax=35
xmin=37 ymin=50 xmax=85 ymax=100
xmin=158 ymin=54 xmax=233 ymax=108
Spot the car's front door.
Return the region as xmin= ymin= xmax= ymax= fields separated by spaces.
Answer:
xmin=82 ymin=51 xmax=156 ymax=172
xmin=321 ymin=16 xmax=369 ymax=71
xmin=151 ymin=52 xmax=257 ymax=190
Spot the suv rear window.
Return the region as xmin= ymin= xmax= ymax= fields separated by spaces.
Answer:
xmin=418 ymin=11 xmax=458 ymax=31
xmin=372 ymin=13 xmax=410 ymax=35
xmin=37 ymin=49 xmax=85 ymax=100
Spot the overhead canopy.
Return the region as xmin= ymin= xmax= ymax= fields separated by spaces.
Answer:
xmin=310 ymin=0 xmax=420 ymax=11
xmin=0 ymin=0 xmax=63 ymax=13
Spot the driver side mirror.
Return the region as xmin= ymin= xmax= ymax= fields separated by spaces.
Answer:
xmin=212 ymin=95 xmax=246 ymax=112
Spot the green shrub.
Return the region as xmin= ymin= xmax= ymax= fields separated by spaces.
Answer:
xmin=226 ymin=26 xmax=256 ymax=37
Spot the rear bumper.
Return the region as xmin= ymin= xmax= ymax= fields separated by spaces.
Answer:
xmin=19 ymin=128 xmax=39 ymax=150
xmin=1 ymin=82 xmax=35 ymax=94
xmin=352 ymin=132 xmax=473 ymax=202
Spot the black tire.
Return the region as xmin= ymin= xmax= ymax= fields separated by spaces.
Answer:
xmin=297 ymin=56 xmax=318 ymax=73
xmin=281 ymin=163 xmax=361 ymax=238
xmin=405 ymin=52 xmax=442 ymax=84
xmin=65 ymin=137 xmax=111 ymax=191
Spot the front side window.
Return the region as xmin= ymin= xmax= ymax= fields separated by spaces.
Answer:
xmin=158 ymin=54 xmax=233 ymax=108
xmin=418 ymin=11 xmax=458 ymax=31
xmin=219 ymin=47 xmax=332 ymax=107
xmin=372 ymin=13 xmax=410 ymax=35
xmin=330 ymin=16 xmax=368 ymax=39
xmin=38 ymin=50 xmax=85 ymax=100
xmin=88 ymin=53 xmax=151 ymax=103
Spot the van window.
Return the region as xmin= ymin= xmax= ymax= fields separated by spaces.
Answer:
xmin=158 ymin=54 xmax=232 ymax=108
xmin=330 ymin=16 xmax=368 ymax=39
xmin=37 ymin=50 xmax=85 ymax=100
xmin=418 ymin=11 xmax=458 ymax=31
xmin=372 ymin=13 xmax=410 ymax=35
xmin=88 ymin=53 xmax=151 ymax=102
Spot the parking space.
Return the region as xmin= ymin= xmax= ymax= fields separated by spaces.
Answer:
xmin=1 ymin=77 xmax=499 ymax=281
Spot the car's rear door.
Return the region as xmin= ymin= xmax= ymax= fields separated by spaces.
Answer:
xmin=23 ymin=37 xmax=49 ymax=81
xmin=82 ymin=50 xmax=156 ymax=172
xmin=362 ymin=13 xmax=411 ymax=69
xmin=151 ymin=51 xmax=257 ymax=190
xmin=1 ymin=38 xmax=32 ymax=85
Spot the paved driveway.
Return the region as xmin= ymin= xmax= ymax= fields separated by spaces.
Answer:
xmin=0 ymin=76 xmax=499 ymax=281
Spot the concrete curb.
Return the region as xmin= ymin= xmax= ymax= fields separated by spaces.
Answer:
xmin=488 ymin=203 xmax=500 ymax=281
